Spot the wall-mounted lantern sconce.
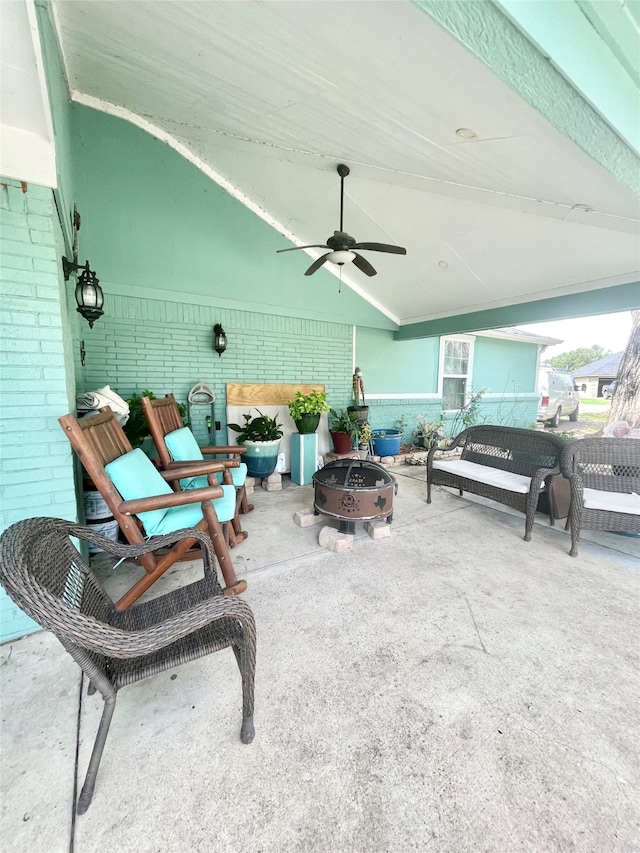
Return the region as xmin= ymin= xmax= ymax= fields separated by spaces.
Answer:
xmin=61 ymin=206 xmax=105 ymax=329
xmin=62 ymin=258 xmax=104 ymax=328
xmin=213 ymin=323 xmax=227 ymax=356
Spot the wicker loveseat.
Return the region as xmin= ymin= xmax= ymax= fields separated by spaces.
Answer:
xmin=427 ymin=425 xmax=566 ymax=541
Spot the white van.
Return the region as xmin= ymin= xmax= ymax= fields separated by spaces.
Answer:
xmin=537 ymin=366 xmax=579 ymax=427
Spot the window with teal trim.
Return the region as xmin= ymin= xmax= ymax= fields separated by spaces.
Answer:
xmin=440 ymin=335 xmax=475 ymax=411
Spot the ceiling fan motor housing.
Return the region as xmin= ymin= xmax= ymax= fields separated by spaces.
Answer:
xmin=327 ymin=231 xmax=356 ymax=250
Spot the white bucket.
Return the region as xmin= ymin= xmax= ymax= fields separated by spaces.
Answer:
xmin=84 ymin=490 xmax=111 ymax=521
xmin=87 ymin=518 xmax=120 ymax=554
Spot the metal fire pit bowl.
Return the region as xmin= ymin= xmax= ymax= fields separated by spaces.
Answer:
xmin=313 ymin=459 xmax=397 ymax=534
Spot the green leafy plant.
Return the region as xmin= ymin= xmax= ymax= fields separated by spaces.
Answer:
xmin=228 ymin=410 xmax=283 ymax=443
xmin=124 ymin=390 xmax=187 ymax=448
xmin=358 ymin=423 xmax=373 ymax=446
xmin=287 ymin=390 xmax=330 ymax=420
xmin=414 ymin=416 xmax=445 ymax=447
xmin=329 ymin=408 xmax=360 ymax=438
xmin=448 ymin=388 xmax=487 ymax=436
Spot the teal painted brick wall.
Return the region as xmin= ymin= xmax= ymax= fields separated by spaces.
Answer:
xmin=80 ymin=295 xmax=354 ymax=445
xmin=0 ymin=179 xmax=78 ymax=643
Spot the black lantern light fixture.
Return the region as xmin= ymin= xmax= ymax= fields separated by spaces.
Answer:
xmin=213 ymin=323 xmax=227 ymax=356
xmin=62 ymin=206 xmax=104 ymax=329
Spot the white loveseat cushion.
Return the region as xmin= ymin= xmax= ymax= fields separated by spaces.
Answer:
xmin=432 ymin=459 xmax=540 ymax=494
xmin=583 ymin=488 xmax=640 ymax=515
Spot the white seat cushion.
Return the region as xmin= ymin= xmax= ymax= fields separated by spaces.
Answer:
xmin=432 ymin=459 xmax=538 ymax=494
xmin=583 ymin=488 xmax=640 ymax=515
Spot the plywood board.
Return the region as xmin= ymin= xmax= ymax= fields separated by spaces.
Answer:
xmin=226 ymin=383 xmax=325 ymax=407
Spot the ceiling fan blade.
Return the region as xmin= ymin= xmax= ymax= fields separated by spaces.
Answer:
xmin=304 ymin=253 xmax=331 ymax=276
xmin=352 ymin=242 xmax=407 ymax=255
xmin=277 ymin=244 xmax=329 ymax=253
xmin=352 ymin=253 xmax=377 ymax=277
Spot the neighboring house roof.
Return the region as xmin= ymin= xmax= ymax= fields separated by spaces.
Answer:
xmin=476 ymin=327 xmax=563 ymax=346
xmin=573 ymin=352 xmax=623 ymax=378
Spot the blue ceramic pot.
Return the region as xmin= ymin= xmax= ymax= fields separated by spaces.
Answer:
xmin=243 ymin=439 xmax=281 ymax=478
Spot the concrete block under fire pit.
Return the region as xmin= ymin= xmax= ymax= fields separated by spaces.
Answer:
xmin=365 ymin=520 xmax=392 ymax=539
xmin=318 ymin=526 xmax=354 ymax=552
xmin=293 ymin=509 xmax=324 ymax=528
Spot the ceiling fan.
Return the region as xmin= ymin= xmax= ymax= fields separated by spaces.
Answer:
xmin=277 ymin=163 xmax=407 ymax=277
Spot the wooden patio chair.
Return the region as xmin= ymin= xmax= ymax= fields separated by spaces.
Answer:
xmin=0 ymin=517 xmax=256 ymax=815
xmin=560 ymin=437 xmax=640 ymax=556
xmin=59 ymin=408 xmax=247 ymax=609
xmin=141 ymin=393 xmax=253 ymax=526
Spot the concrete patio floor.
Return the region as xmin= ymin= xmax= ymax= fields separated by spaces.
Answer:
xmin=1 ymin=466 xmax=639 ymax=852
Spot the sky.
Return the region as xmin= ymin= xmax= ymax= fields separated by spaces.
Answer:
xmin=519 ymin=311 xmax=633 ymax=359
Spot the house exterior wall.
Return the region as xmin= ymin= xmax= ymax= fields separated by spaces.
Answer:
xmin=81 ymin=294 xmax=353 ymax=445
xmin=0 ymin=179 xmax=78 ymax=642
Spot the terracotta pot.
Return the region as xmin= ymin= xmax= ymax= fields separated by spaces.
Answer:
xmin=330 ymin=430 xmax=354 ymax=454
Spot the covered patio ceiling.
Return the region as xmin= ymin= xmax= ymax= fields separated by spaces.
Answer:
xmin=7 ymin=0 xmax=640 ymax=331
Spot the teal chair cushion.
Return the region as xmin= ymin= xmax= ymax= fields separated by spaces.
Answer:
xmin=181 ymin=462 xmax=248 ymax=492
xmin=165 ymin=427 xmax=204 ymax=461
xmin=152 ymin=484 xmax=237 ymax=528
xmin=105 ymin=448 xmax=174 ymax=537
xmin=161 ymin=477 xmax=236 ymax=533
xmin=166 ymin=426 xmax=247 ymax=488
xmin=105 ymin=449 xmax=237 ymax=535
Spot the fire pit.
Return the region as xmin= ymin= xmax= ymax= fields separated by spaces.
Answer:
xmin=313 ymin=459 xmax=397 ymax=534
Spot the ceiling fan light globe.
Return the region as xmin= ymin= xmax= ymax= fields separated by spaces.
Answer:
xmin=327 ymin=250 xmax=355 ymax=266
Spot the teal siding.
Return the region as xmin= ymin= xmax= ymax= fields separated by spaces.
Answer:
xmin=0 ymin=180 xmax=78 ymax=643
xmin=473 ymin=337 xmax=538 ymax=394
xmin=356 ymin=327 xmax=440 ymax=392
xmin=70 ymin=105 xmax=396 ymax=331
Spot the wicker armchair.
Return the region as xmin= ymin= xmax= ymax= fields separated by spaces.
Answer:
xmin=560 ymin=437 xmax=640 ymax=556
xmin=0 ymin=518 xmax=256 ymax=815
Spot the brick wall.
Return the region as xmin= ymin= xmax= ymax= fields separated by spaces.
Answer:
xmin=0 ymin=178 xmax=77 ymax=642
xmin=81 ymin=295 xmax=354 ymax=444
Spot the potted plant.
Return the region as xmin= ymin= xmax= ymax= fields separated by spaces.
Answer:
xmin=358 ymin=422 xmax=372 ymax=451
xmin=328 ymin=408 xmax=360 ymax=454
xmin=124 ymin=390 xmax=187 ymax=449
xmin=287 ymin=389 xmax=330 ymax=434
xmin=371 ymin=417 xmax=405 ymax=457
xmin=228 ymin=409 xmax=284 ymax=478
xmin=414 ymin=416 xmax=445 ymax=449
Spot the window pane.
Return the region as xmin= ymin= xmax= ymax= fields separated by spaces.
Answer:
xmin=444 ymin=340 xmax=469 ymax=374
xmin=443 ymin=377 xmax=466 ymax=410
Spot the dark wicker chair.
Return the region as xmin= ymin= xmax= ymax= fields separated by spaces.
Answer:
xmin=427 ymin=425 xmax=566 ymax=541
xmin=0 ymin=518 xmax=256 ymax=815
xmin=560 ymin=437 xmax=640 ymax=556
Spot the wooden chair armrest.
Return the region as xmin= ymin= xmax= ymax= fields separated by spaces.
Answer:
xmin=119 ymin=484 xmax=223 ymax=515
xmin=160 ymin=461 xmax=226 ymax=478
xmin=200 ymin=445 xmax=246 ymax=456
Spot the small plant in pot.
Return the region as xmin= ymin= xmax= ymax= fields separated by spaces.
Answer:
xmin=287 ymin=390 xmax=330 ymax=434
xmin=228 ymin=410 xmax=284 ymax=478
xmin=124 ymin=390 xmax=188 ymax=449
xmin=328 ymin=408 xmax=360 ymax=454
xmin=358 ymin=422 xmax=373 ymax=451
xmin=414 ymin=416 xmax=445 ymax=449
